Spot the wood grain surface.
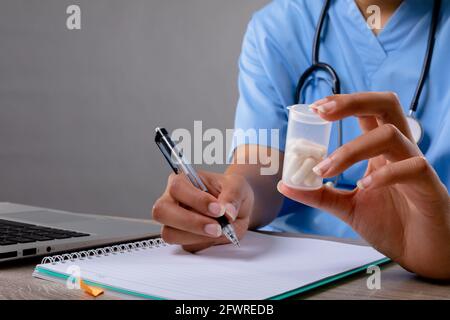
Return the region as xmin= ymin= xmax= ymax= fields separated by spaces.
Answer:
xmin=1 ymin=227 xmax=449 ymax=300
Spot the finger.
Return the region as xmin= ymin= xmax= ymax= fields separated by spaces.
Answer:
xmin=358 ymin=115 xmax=379 ymax=134
xmin=356 ymin=156 xmax=442 ymax=190
xmin=311 ymin=92 xmax=414 ymax=141
xmin=277 ymin=181 xmax=355 ymax=224
xmin=166 ymin=173 xmax=224 ymax=218
xmin=197 ymin=170 xmax=222 ymax=196
xmin=311 ymin=100 xmax=378 ymax=134
xmin=161 ymin=225 xmax=224 ymax=246
xmin=152 ymin=200 xmax=222 ymax=238
xmin=312 ymin=124 xmax=422 ymax=178
xmin=217 ymin=174 xmax=252 ymax=221
xmin=182 ymin=218 xmax=250 ymax=252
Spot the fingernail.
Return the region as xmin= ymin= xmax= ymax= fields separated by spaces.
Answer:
xmin=312 ymin=158 xmax=332 ymax=176
xmin=309 ymin=104 xmax=319 ymax=114
xmin=317 ymin=101 xmax=336 ymax=114
xmin=224 ymin=203 xmax=238 ymax=221
xmin=311 ymin=98 xmax=329 ymax=107
xmin=357 ymin=175 xmax=372 ymax=190
xmin=325 ymin=181 xmax=335 ymax=188
xmin=204 ymin=224 xmax=222 ymax=237
xmin=208 ymin=202 xmax=224 ymax=217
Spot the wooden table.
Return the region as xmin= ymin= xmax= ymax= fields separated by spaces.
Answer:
xmin=1 ymin=223 xmax=449 ymax=300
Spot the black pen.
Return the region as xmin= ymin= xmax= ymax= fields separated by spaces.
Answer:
xmin=154 ymin=127 xmax=240 ymax=247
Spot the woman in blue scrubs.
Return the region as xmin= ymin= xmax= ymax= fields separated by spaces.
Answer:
xmin=153 ymin=0 xmax=450 ymax=279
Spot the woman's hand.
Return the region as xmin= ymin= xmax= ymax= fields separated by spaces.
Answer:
xmin=278 ymin=92 xmax=450 ymax=280
xmin=152 ymin=171 xmax=254 ymax=253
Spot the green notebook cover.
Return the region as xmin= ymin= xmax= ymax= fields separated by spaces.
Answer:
xmin=34 ymin=257 xmax=390 ymax=300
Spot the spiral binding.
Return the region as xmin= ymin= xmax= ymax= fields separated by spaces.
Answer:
xmin=40 ymin=238 xmax=167 ymax=265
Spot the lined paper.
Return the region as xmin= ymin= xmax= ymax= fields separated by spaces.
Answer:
xmin=35 ymin=232 xmax=385 ymax=300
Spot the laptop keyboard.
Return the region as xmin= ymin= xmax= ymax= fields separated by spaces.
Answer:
xmin=0 ymin=219 xmax=90 ymax=246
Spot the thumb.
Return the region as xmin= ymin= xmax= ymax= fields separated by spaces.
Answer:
xmin=277 ymin=181 xmax=355 ymax=224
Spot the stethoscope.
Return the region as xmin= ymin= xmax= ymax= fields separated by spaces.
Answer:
xmin=294 ymin=0 xmax=441 ymax=186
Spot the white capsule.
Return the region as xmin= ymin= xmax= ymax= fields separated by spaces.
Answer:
xmin=285 ymin=139 xmax=298 ymax=153
xmin=305 ymin=177 xmax=322 ymax=189
xmin=291 ymin=157 xmax=318 ymax=185
xmin=290 ymin=139 xmax=327 ymax=161
xmin=314 ymin=176 xmax=323 ymax=187
xmin=304 ymin=171 xmax=320 ymax=187
xmin=283 ymin=153 xmax=304 ymax=180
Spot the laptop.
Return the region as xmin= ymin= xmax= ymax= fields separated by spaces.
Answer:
xmin=0 ymin=202 xmax=161 ymax=262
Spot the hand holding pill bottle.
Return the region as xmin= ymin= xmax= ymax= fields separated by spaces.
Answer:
xmin=282 ymin=104 xmax=332 ymax=190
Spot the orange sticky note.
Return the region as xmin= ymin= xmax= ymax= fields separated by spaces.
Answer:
xmin=80 ymin=279 xmax=104 ymax=297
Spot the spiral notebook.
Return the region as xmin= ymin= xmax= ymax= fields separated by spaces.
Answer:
xmin=33 ymin=232 xmax=388 ymax=300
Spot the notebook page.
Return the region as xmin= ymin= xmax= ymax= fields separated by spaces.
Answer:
xmin=35 ymin=232 xmax=385 ymax=299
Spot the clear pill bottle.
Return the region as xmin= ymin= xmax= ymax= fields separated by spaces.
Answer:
xmin=282 ymin=104 xmax=332 ymax=190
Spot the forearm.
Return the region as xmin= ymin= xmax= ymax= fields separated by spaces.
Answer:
xmin=226 ymin=145 xmax=284 ymax=229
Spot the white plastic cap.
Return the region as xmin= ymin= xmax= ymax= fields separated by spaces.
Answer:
xmin=288 ymin=104 xmax=329 ymax=125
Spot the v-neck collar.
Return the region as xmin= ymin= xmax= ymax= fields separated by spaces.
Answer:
xmin=377 ymin=0 xmax=433 ymax=53
xmin=331 ymin=0 xmax=433 ymax=78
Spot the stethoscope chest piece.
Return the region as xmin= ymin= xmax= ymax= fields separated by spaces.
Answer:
xmin=406 ymin=114 xmax=424 ymax=144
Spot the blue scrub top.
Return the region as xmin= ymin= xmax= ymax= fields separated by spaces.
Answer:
xmin=232 ymin=0 xmax=450 ymax=238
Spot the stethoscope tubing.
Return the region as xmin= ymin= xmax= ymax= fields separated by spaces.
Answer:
xmin=294 ymin=0 xmax=441 ymax=187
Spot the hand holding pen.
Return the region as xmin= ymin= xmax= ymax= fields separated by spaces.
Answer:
xmin=154 ymin=128 xmax=253 ymax=251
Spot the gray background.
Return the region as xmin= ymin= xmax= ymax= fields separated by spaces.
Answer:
xmin=0 ymin=0 xmax=268 ymax=218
